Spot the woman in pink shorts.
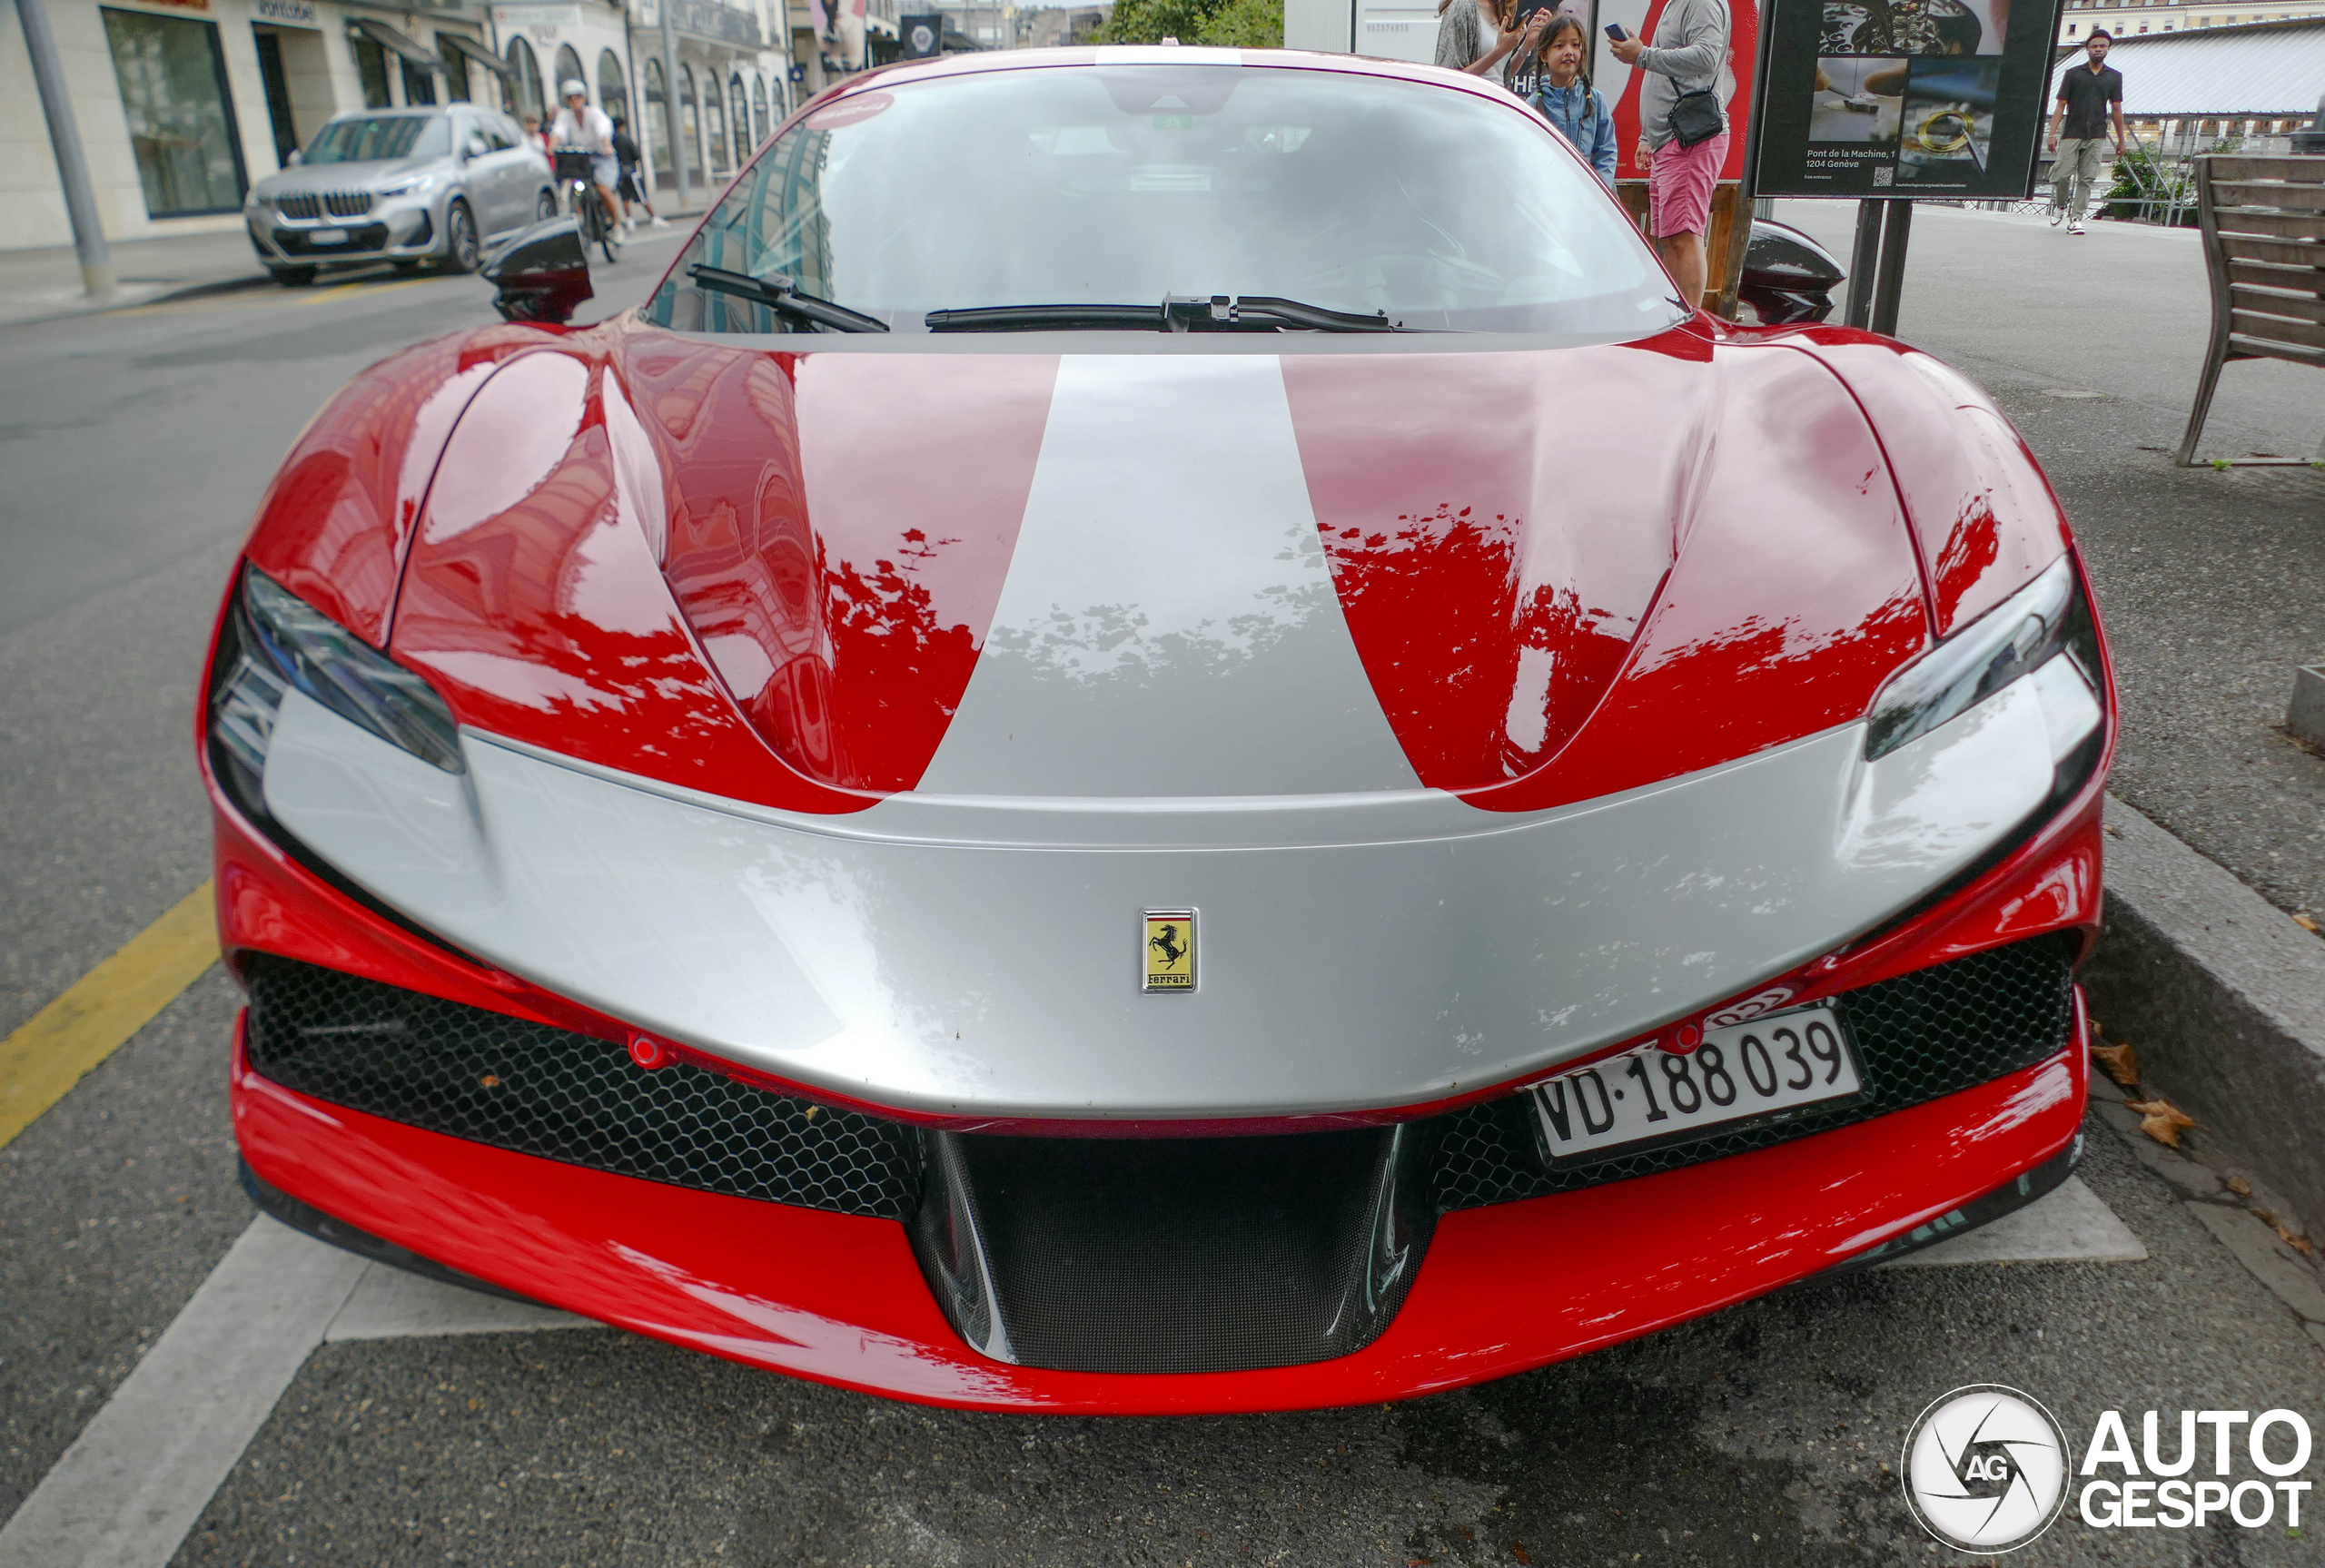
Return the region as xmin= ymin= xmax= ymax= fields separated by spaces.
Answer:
xmin=1608 ymin=0 xmax=1731 ymax=311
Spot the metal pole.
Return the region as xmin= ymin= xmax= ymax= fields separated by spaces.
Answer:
xmin=16 ymin=0 xmax=114 ymax=298
xmin=1843 ymin=199 xmax=1883 ymax=329
xmin=659 ymin=0 xmax=691 ymax=209
xmin=1869 ymin=199 xmax=1912 ymax=337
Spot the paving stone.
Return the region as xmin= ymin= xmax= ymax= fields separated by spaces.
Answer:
xmin=2191 ymin=1204 xmax=2325 ymax=1325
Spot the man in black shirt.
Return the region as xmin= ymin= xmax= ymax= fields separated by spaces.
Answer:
xmin=609 ymin=117 xmax=669 ymax=230
xmin=2047 ymin=31 xmax=2126 ymax=234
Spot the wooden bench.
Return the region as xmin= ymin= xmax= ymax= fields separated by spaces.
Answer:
xmin=2177 ymin=153 xmax=2325 ymax=466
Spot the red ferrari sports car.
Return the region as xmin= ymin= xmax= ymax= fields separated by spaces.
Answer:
xmin=205 ymin=46 xmax=2111 ymax=1415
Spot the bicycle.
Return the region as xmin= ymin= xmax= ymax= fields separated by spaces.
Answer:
xmin=552 ymin=148 xmax=620 ymax=265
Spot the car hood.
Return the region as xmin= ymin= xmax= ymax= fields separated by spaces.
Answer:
xmin=252 ymin=321 xmax=2075 ymax=1121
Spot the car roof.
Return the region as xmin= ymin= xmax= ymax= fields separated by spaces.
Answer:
xmin=808 ymin=44 xmax=1518 ymax=113
xmin=322 ymin=106 xmax=450 ymax=121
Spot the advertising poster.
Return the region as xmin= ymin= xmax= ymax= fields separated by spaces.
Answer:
xmin=1593 ymin=0 xmax=1761 ymax=182
xmin=1752 ymin=0 xmax=2068 ymax=196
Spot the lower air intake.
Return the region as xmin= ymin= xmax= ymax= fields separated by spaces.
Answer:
xmin=911 ymin=1123 xmax=1435 ymax=1375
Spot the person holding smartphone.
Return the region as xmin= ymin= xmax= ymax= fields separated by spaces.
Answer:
xmin=1532 ymin=14 xmax=1617 ymax=188
xmin=1436 ymin=0 xmax=1552 ymax=89
xmin=1608 ymin=0 xmax=1732 ymax=309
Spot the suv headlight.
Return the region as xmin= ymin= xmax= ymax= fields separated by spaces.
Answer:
xmin=1865 ymin=554 xmax=2103 ymax=766
xmin=209 ymin=567 xmax=463 ymax=821
xmin=378 ymin=173 xmax=436 ymax=198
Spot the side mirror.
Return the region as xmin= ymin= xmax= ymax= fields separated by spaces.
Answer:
xmin=480 ymin=217 xmax=594 ymax=324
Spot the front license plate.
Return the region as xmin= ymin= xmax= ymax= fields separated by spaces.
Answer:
xmin=1530 ymin=1008 xmax=1861 ymax=1160
xmin=310 ymin=228 xmax=348 ymax=245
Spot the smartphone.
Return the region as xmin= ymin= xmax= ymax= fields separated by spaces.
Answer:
xmin=1604 ymin=22 xmax=1628 ymax=37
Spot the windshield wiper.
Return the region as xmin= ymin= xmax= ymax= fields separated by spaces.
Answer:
xmin=925 ymin=295 xmax=1405 ymax=333
xmin=688 ymin=265 xmax=888 ymax=333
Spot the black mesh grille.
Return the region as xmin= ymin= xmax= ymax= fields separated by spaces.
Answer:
xmin=241 ymin=955 xmax=923 ymax=1218
xmin=1429 ymin=935 xmax=2078 ymax=1210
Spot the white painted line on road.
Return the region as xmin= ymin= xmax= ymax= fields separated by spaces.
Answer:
xmin=324 ymin=1257 xmax=598 ymax=1341
xmin=0 ymin=1216 xmax=366 ymax=1568
xmin=1882 ymin=1176 xmax=2147 ymax=1269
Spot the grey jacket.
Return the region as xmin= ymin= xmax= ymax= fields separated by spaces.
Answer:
xmin=1636 ymin=0 xmax=1730 ymax=150
xmin=1434 ymin=0 xmax=1511 ymax=87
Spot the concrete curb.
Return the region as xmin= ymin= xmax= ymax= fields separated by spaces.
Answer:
xmin=2080 ymin=794 xmax=2325 ymax=1235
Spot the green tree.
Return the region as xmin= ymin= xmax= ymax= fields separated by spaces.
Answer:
xmin=1097 ymin=0 xmax=1281 ymax=44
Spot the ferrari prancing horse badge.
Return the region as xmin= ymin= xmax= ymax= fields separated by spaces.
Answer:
xmin=1143 ymin=910 xmax=1195 ymax=993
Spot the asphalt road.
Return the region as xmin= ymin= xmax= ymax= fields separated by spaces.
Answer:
xmin=3 ymin=214 xmax=2323 ymax=1567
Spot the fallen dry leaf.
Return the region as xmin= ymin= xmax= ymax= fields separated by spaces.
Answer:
xmin=2126 ymin=1098 xmax=2197 ymax=1149
xmin=2090 ymin=1039 xmax=2141 ymax=1088
xmin=2297 ymin=913 xmax=2320 ymax=934
xmin=1511 ymin=1545 xmax=1532 ymax=1565
xmin=2278 ymin=1225 xmax=2317 ymax=1258
xmin=2229 ymin=1175 xmax=2254 ymax=1198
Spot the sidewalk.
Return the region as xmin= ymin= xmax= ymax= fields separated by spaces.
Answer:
xmin=0 ymin=201 xmax=713 ymax=330
xmin=0 ymin=230 xmax=271 ymax=330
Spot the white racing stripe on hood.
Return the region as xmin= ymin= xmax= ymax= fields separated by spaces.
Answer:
xmin=911 ymin=355 xmax=1421 ymax=798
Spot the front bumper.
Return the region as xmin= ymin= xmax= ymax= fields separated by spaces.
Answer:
xmin=234 ymin=1019 xmax=2083 ymax=1414
xmin=246 ymin=198 xmax=438 ymax=266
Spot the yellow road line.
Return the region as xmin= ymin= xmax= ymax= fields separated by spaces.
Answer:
xmin=0 ymin=882 xmax=219 ymax=1149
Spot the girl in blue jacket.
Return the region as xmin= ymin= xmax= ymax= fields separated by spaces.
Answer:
xmin=1529 ymin=14 xmax=1618 ymax=190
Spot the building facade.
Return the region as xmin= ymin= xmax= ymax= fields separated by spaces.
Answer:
xmin=3 ymin=0 xmax=500 ymax=250
xmin=2059 ymin=0 xmax=2325 ymax=41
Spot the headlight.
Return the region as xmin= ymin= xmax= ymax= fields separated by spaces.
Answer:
xmin=1865 ymin=555 xmax=2103 ymax=764
xmin=209 ymin=567 xmax=463 ymax=817
xmin=377 ymin=174 xmax=435 ymax=198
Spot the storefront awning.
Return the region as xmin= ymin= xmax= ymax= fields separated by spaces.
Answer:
xmin=439 ymin=31 xmax=519 ymax=83
xmin=350 ymin=18 xmax=446 ymax=72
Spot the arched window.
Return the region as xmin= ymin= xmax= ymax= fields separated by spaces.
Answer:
xmin=727 ymin=73 xmax=747 ymax=161
xmin=598 ymin=49 xmax=628 ymax=128
xmin=505 ymin=35 xmax=543 ymax=119
xmin=644 ymin=56 xmax=671 ymax=178
xmin=704 ymin=68 xmax=728 ymax=173
xmin=752 ymin=74 xmax=768 ymax=145
xmin=552 ymin=44 xmax=584 ymax=102
xmin=679 ymin=63 xmax=700 ymax=176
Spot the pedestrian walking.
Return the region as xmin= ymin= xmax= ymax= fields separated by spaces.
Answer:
xmin=1610 ymin=0 xmax=1732 ymax=310
xmin=1436 ymin=0 xmax=1552 ymax=89
xmin=2047 ymin=30 xmax=2126 ymax=236
xmin=1530 ymin=14 xmax=1618 ymax=188
xmin=609 ymin=118 xmax=670 ymax=229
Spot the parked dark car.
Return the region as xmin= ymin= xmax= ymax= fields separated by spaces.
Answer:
xmin=1738 ymin=217 xmax=1847 ymax=325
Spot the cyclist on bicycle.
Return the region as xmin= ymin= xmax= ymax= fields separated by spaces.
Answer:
xmin=549 ymin=81 xmax=620 ymax=238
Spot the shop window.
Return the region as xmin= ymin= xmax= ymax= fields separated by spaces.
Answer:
xmin=554 ymin=44 xmax=585 ymax=100
xmin=507 ymin=35 xmax=544 ymax=119
xmin=680 ymin=64 xmax=701 ymax=174
xmin=645 ymin=57 xmax=673 ymax=178
xmin=599 ymin=49 xmax=628 ymax=127
xmin=706 ymin=72 xmax=729 ymax=173
xmin=439 ymin=35 xmax=472 ymax=102
xmin=352 ymin=34 xmax=391 ymax=107
xmin=401 ymin=56 xmax=438 ymax=104
xmin=102 ymin=7 xmax=247 ymax=216
xmin=252 ymin=28 xmax=297 ymax=166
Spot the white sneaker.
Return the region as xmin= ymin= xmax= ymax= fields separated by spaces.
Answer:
xmin=651 ymin=215 xmax=670 ymax=228
xmin=2050 ymin=210 xmax=2064 ymax=226
xmin=2067 ymin=218 xmax=2085 ymax=234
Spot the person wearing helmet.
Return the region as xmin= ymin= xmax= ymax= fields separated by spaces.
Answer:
xmin=549 ymin=81 xmax=621 ymax=238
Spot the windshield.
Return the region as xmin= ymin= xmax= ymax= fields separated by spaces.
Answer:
xmin=304 ymin=115 xmax=449 ymax=165
xmin=649 ymin=64 xmax=1679 ymax=335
